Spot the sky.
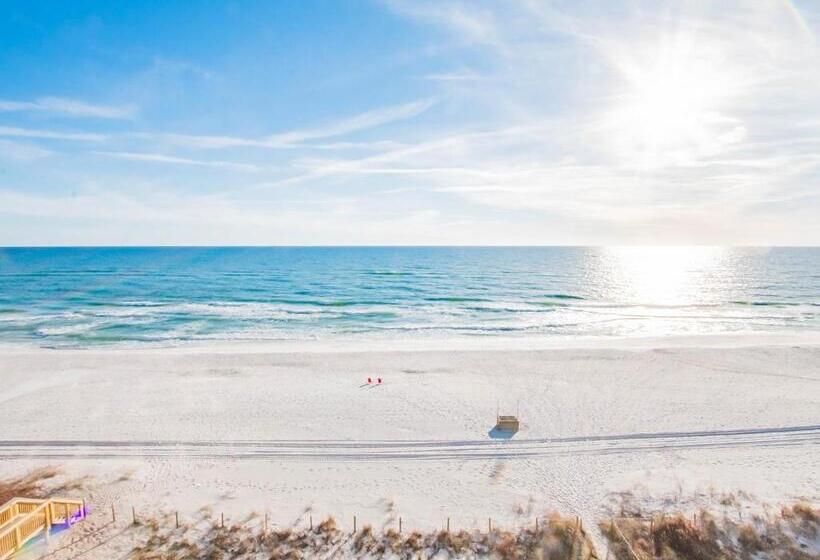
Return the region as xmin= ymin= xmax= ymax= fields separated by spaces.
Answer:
xmin=0 ymin=0 xmax=818 ymax=246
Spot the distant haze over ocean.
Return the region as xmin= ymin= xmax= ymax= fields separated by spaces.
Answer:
xmin=0 ymin=247 xmax=817 ymax=346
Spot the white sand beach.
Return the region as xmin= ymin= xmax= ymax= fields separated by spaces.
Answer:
xmin=2 ymin=334 xmax=819 ymax=557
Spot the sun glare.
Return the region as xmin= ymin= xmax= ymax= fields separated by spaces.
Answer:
xmin=602 ymin=246 xmax=726 ymax=305
xmin=605 ymin=33 xmax=743 ymax=167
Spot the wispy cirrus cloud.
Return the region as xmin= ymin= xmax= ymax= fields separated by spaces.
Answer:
xmin=265 ymin=98 xmax=437 ymax=144
xmin=132 ymin=132 xmax=406 ymax=152
xmin=423 ymin=70 xmax=484 ymax=82
xmin=137 ymin=98 xmax=435 ymax=150
xmin=0 ymin=96 xmax=136 ymax=119
xmin=0 ymin=139 xmax=53 ymax=161
xmin=381 ymin=0 xmax=501 ymax=47
xmin=94 ymin=150 xmax=262 ymax=172
xmin=0 ymin=99 xmax=430 ymax=179
xmin=0 ymin=126 xmax=107 ymax=142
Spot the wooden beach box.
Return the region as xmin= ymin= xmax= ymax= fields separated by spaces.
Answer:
xmin=496 ymin=415 xmax=520 ymax=431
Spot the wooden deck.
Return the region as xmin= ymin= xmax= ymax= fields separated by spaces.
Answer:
xmin=0 ymin=497 xmax=85 ymax=559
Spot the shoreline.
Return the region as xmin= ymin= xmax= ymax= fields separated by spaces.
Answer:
xmin=2 ymin=330 xmax=819 ymax=355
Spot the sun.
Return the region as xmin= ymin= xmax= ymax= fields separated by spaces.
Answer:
xmin=603 ymin=31 xmax=744 ymax=168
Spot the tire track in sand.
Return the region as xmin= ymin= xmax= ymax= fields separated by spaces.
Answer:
xmin=0 ymin=425 xmax=817 ymax=461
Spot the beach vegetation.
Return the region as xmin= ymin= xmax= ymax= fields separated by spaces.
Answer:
xmin=600 ymin=502 xmax=819 ymax=560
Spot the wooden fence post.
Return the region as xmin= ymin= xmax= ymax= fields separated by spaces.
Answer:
xmin=221 ymin=512 xmax=224 ymax=528
xmin=488 ymin=518 xmax=492 ymax=532
xmin=535 ymin=518 xmax=539 ymax=532
xmin=132 ymin=506 xmax=136 ymax=526
xmin=353 ymin=515 xmax=357 ymax=533
xmin=111 ymin=504 xmax=116 ymax=523
xmin=175 ymin=511 xmax=179 ymax=528
xmin=264 ymin=513 xmax=268 ymax=534
xmin=310 ymin=515 xmax=313 ymax=530
xmin=447 ymin=517 xmax=450 ymax=532
xmin=399 ymin=517 xmax=402 ymax=534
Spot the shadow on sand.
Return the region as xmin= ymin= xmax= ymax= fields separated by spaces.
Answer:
xmin=488 ymin=425 xmax=518 ymax=440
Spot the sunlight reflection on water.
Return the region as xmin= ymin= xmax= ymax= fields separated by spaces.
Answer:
xmin=0 ymin=247 xmax=815 ymax=345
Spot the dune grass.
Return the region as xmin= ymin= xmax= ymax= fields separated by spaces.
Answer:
xmin=3 ymin=470 xmax=816 ymax=559
xmin=0 ymin=467 xmax=86 ymax=505
xmin=130 ymin=511 xmax=598 ymax=559
xmin=128 ymin=503 xmax=818 ymax=559
xmin=601 ymin=502 xmax=819 ymax=560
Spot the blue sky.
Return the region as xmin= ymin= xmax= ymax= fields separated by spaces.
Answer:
xmin=0 ymin=0 xmax=818 ymax=245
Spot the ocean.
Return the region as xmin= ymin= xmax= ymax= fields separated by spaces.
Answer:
xmin=0 ymin=246 xmax=817 ymax=346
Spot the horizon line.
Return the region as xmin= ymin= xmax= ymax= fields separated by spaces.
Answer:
xmin=1 ymin=244 xmax=817 ymax=249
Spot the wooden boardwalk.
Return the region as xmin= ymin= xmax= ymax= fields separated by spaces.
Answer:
xmin=0 ymin=497 xmax=85 ymax=559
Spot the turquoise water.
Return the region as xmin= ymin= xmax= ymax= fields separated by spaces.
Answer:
xmin=0 ymin=247 xmax=817 ymax=346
